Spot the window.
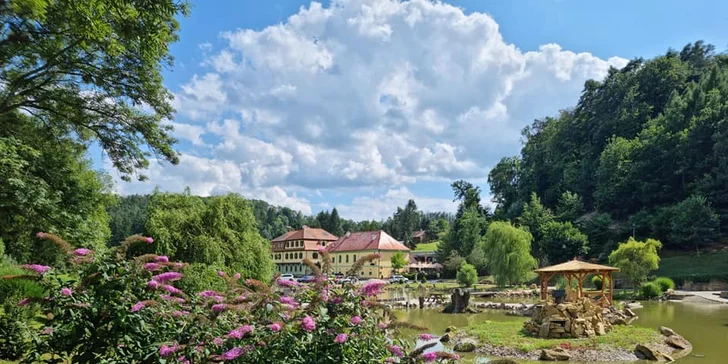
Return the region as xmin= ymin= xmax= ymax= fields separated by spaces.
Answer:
xmin=299 ymin=252 xmax=303 ymax=259
xmin=286 ymin=242 xmax=290 ymax=248
xmin=369 ymin=271 xmax=372 ymax=276
xmin=346 ymin=255 xmax=349 ymax=263
xmin=285 ymin=253 xmax=289 ymax=260
xmin=353 ymin=255 xmax=357 ymax=262
xmin=313 ymin=253 xmax=318 ymax=259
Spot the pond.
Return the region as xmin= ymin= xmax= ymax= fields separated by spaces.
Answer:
xmin=392 ymin=295 xmax=728 ymax=363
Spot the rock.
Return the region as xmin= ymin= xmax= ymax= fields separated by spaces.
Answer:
xmin=443 ymin=288 xmax=471 ymax=314
xmin=453 ymin=340 xmax=477 ymax=352
xmin=623 ymin=308 xmax=636 ymax=317
xmin=659 ymin=326 xmax=677 ymax=337
xmin=595 ymin=322 xmax=606 ymax=336
xmin=664 ymin=335 xmax=691 ymax=350
xmin=445 ymin=326 xmax=457 ymax=333
xmin=635 ymin=344 xmax=675 ymax=361
xmin=439 ymin=333 xmax=452 ymax=343
xmin=539 ymin=348 xmax=571 ymax=361
xmin=539 ymin=322 xmax=551 ymax=338
xmin=720 ymin=291 xmax=728 ymax=299
xmin=490 ymin=359 xmax=519 ymax=364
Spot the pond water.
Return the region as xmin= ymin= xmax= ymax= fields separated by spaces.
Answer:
xmin=390 ymin=292 xmax=728 ymax=363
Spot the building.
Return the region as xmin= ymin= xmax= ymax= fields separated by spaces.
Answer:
xmin=270 ymin=226 xmax=338 ymax=276
xmin=408 ymin=251 xmax=442 ymax=274
xmin=412 ymin=230 xmax=427 ymax=244
xmin=327 ymin=230 xmax=410 ymax=279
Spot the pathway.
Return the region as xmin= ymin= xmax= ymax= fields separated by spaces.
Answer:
xmin=673 ymin=290 xmax=728 ymax=304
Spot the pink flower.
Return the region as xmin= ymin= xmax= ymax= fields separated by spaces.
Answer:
xmin=21 ymin=264 xmax=52 ymax=275
xmin=234 ymin=294 xmax=247 ymax=303
xmin=377 ymin=322 xmax=388 ymax=329
xmin=276 ymin=279 xmax=300 ymax=287
xmin=160 ymin=294 xmax=185 ymax=304
xmin=234 ymin=273 xmax=241 ymax=280
xmin=388 ymin=345 xmax=404 ymax=357
xmin=227 ymin=325 xmax=253 ymax=339
xmin=60 ymin=288 xmax=72 ymax=296
xmin=279 ymin=296 xmax=298 ymax=306
xmin=17 ymin=298 xmax=30 ymax=306
xmin=162 ymin=285 xmax=183 ymax=295
xmin=177 ymin=356 xmax=190 ymax=364
xmin=155 ymin=255 xmax=169 ymax=262
xmin=317 ymin=246 xmax=326 ymax=253
xmin=152 ymin=272 xmax=184 ymax=282
xmin=350 ymin=316 xmax=362 ymax=325
xmin=301 ymin=316 xmax=316 ymax=332
xmin=219 ymin=347 xmax=244 ymax=361
xmin=131 ymin=301 xmax=147 ymax=312
xmin=217 ymin=270 xmax=226 ymax=277
xmin=199 ymin=290 xmax=223 ymax=298
xmin=159 ymin=344 xmax=178 ymax=357
xmin=360 ymin=281 xmax=386 ymax=296
xmin=145 ymin=237 xmax=154 ymax=244
xmin=144 ymin=263 xmax=162 ymax=271
xmin=213 ymin=337 xmax=224 ymax=346
xmin=419 ymin=333 xmax=435 ymax=341
xmin=147 ymin=280 xmax=160 ymax=289
xmin=41 ymin=327 xmax=54 ymax=335
xmin=321 ymin=288 xmax=329 ymax=302
xmin=73 ymin=248 xmax=92 ymax=256
xmin=421 ymin=352 xmax=437 ymax=362
xmin=171 ymin=310 xmax=190 ymax=317
xmin=36 ymin=231 xmax=46 ymax=239
xmin=211 ymin=304 xmax=227 ymax=312
xmin=334 ymin=333 xmax=347 ymax=344
xmin=268 ymin=323 xmax=282 ymax=332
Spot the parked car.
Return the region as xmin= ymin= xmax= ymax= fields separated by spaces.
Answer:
xmin=279 ymin=274 xmax=296 ymax=282
xmin=337 ymin=276 xmax=359 ymax=285
xmin=297 ymin=275 xmax=316 ymax=283
xmin=389 ymin=275 xmax=409 ymax=284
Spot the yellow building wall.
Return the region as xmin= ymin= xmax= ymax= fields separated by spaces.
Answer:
xmin=330 ymin=250 xmax=410 ymax=279
xmin=271 ymin=246 xmax=327 ymax=276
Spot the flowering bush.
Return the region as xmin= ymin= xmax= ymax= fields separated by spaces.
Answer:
xmin=2 ymin=233 xmax=458 ymax=363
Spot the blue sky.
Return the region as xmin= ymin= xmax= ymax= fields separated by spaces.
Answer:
xmin=102 ymin=0 xmax=727 ymax=220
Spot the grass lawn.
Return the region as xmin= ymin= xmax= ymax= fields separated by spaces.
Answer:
xmin=465 ymin=319 xmax=661 ymax=352
xmin=413 ymin=241 xmax=439 ymax=252
xmin=656 ymin=250 xmax=728 ymax=280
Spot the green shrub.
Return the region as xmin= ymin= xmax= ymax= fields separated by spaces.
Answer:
xmin=653 ymin=277 xmax=675 ymax=292
xmin=640 ymin=282 xmax=662 ymax=299
xmin=0 ymin=265 xmax=45 ymax=302
xmin=457 ymin=262 xmax=478 ymax=287
xmin=420 ymin=275 xmax=427 ymax=283
xmin=592 ymin=276 xmax=603 ymax=290
xmin=0 ymin=315 xmax=28 ymax=360
xmin=176 ymin=263 xmax=228 ymax=294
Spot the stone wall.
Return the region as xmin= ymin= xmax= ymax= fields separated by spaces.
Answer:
xmin=523 ymin=298 xmax=611 ymax=339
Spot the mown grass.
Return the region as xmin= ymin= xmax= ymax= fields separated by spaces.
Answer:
xmin=656 ymin=250 xmax=728 ymax=282
xmin=413 ymin=241 xmax=439 ymax=252
xmin=465 ymin=319 xmax=661 ymax=352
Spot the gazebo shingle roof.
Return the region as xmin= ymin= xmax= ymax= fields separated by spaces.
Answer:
xmin=534 ymin=259 xmax=620 ymax=273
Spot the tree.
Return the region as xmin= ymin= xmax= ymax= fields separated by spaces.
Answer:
xmin=541 ymin=221 xmax=589 ymax=264
xmin=578 ymin=212 xmax=616 ymax=258
xmin=479 ymin=221 xmax=537 ymax=286
xmin=106 ymin=195 xmax=150 ymax=245
xmin=488 ymin=156 xmax=522 ymax=219
xmin=1 ymin=0 xmax=189 ymax=180
xmin=441 ymin=180 xmax=488 ymax=260
xmin=556 ymin=191 xmax=584 ymax=222
xmin=669 ymin=195 xmax=719 ymax=254
xmin=386 ymin=200 xmax=421 ymax=247
xmin=328 ymin=208 xmax=344 ymax=237
xmin=518 ymin=193 xmax=554 ymax=260
xmin=144 ymin=192 xmax=274 ymax=280
xmin=0 ymin=112 xmax=112 ymax=264
xmin=456 ymin=262 xmax=478 ymax=288
xmin=390 ymin=251 xmax=407 ymax=273
xmin=608 ymin=237 xmax=662 ymax=292
xmin=441 ymin=251 xmax=465 ymax=278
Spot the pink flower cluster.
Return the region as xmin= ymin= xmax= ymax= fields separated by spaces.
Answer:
xmin=155 ymin=255 xmax=169 ymax=262
xmin=421 ymin=352 xmax=437 ymax=362
xmin=131 ymin=301 xmax=147 ymax=312
xmin=159 ymin=343 xmax=178 ymax=357
xmin=73 ymin=248 xmax=93 ymax=256
xmin=276 ymin=279 xmax=300 ymax=287
xmin=151 ymin=272 xmax=184 ymax=282
xmin=301 ymin=316 xmax=316 ymax=332
xmin=268 ymin=323 xmax=282 ymax=332
xmin=360 ymin=281 xmax=386 ymax=296
xmin=419 ymin=333 xmax=435 ymax=341
xmin=349 ymin=316 xmax=362 ymax=325
xmin=162 ymin=285 xmax=183 ymax=295
xmin=388 ymin=345 xmax=404 ymax=357
xmin=334 ymin=333 xmax=347 ymax=344
xmin=60 ymin=288 xmax=72 ymax=296
xmin=21 ymin=264 xmax=52 ymax=275
xmin=227 ymin=325 xmax=254 ymax=339
xmin=144 ymin=263 xmax=162 ymax=271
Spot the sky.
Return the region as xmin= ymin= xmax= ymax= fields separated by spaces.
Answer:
xmin=97 ymin=0 xmax=728 ymax=221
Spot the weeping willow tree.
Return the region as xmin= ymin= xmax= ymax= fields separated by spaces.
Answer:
xmin=143 ymin=191 xmax=274 ymax=281
xmin=479 ymin=221 xmax=537 ymax=286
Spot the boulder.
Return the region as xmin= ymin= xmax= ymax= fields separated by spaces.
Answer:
xmin=635 ymin=344 xmax=675 ymax=362
xmin=596 ymin=322 xmax=606 ymax=336
xmin=539 ymin=322 xmax=551 ymax=338
xmin=490 ymin=359 xmax=519 ymax=364
xmin=623 ymin=308 xmax=636 ymax=317
xmin=539 ymin=348 xmax=571 ymax=361
xmin=445 ymin=325 xmax=457 ymax=333
xmin=439 ymin=332 xmax=452 ymax=343
xmin=453 ymin=339 xmax=477 ymax=352
xmin=659 ymin=326 xmax=677 ymax=337
xmin=664 ymin=335 xmax=690 ymax=350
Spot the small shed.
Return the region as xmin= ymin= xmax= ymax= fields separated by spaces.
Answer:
xmin=534 ymin=259 xmax=620 ymax=306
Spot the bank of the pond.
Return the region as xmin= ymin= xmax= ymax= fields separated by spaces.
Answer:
xmin=395 ymin=299 xmax=727 ymax=364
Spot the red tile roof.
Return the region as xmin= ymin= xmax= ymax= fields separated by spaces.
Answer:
xmin=327 ymin=230 xmax=410 ymax=252
xmin=271 ymin=226 xmax=338 ymax=242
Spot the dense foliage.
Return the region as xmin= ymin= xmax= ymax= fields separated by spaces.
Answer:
xmin=456 ymin=262 xmax=478 ymax=288
xmin=390 ymin=251 xmax=408 ymax=273
xmin=3 ymin=234 xmax=458 ymax=363
xmin=609 ymin=237 xmax=662 ymax=291
xmin=489 ymin=41 xmax=728 ymax=251
xmin=478 ymin=222 xmax=536 ymax=286
xmin=1 ymin=0 xmax=189 ymax=181
xmin=144 ymin=192 xmax=274 ymax=281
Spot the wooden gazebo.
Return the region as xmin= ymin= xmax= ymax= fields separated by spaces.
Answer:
xmin=534 ymin=259 xmax=620 ymax=306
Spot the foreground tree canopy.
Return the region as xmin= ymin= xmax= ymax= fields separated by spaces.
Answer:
xmin=1 ymin=0 xmax=189 ymax=181
xmin=489 ymin=41 xmax=728 ymax=251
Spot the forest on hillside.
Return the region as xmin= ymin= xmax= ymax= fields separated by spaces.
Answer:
xmin=489 ymin=41 xmax=728 ymax=256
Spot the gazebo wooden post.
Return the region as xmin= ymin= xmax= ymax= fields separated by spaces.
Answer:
xmin=539 ymin=272 xmax=547 ymax=301
xmin=608 ymin=271 xmax=614 ymax=305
